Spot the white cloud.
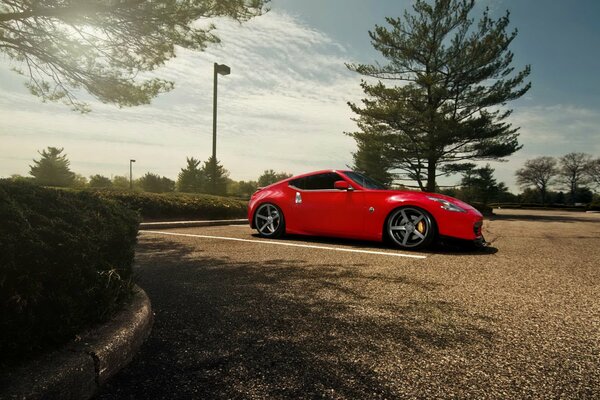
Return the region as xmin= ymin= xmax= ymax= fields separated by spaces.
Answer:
xmin=0 ymin=11 xmax=363 ymax=181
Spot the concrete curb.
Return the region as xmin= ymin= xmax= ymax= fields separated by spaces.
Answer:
xmin=0 ymin=286 xmax=153 ymax=400
xmin=140 ymin=218 xmax=247 ymax=230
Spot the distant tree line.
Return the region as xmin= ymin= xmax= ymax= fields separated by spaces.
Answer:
xmin=515 ymin=153 xmax=598 ymax=205
xmin=11 ymin=146 xmax=599 ymax=206
xmin=10 ymin=147 xmax=292 ymax=199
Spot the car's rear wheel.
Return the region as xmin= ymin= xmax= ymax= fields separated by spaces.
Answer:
xmin=254 ymin=203 xmax=285 ymax=238
xmin=386 ymin=207 xmax=435 ymax=249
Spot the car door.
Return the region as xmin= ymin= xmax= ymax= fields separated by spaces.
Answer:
xmin=289 ymin=172 xmax=364 ymax=237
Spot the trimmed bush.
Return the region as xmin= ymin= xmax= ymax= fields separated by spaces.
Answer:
xmin=90 ymin=190 xmax=247 ymax=221
xmin=0 ymin=181 xmax=139 ymax=365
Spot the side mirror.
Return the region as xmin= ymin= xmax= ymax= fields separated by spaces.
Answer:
xmin=334 ymin=180 xmax=354 ymax=191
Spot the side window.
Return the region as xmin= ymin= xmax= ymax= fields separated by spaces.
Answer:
xmin=289 ymin=177 xmax=305 ymax=189
xmin=303 ymin=173 xmax=342 ymax=190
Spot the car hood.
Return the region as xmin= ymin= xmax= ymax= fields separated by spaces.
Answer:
xmin=374 ymin=189 xmax=481 ymax=214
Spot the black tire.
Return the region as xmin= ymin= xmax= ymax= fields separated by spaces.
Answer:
xmin=386 ymin=206 xmax=436 ymax=250
xmin=254 ymin=203 xmax=285 ymax=238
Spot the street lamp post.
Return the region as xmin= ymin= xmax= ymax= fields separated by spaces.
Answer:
xmin=212 ymin=62 xmax=230 ymax=193
xmin=129 ymin=159 xmax=136 ymax=189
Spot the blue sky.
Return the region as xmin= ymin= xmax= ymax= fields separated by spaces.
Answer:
xmin=1 ymin=0 xmax=599 ymax=191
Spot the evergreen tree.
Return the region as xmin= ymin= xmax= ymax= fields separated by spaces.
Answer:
xmin=29 ymin=147 xmax=75 ymax=187
xmin=0 ymin=0 xmax=268 ymax=112
xmin=258 ymin=170 xmax=292 ymax=187
xmin=350 ymin=127 xmax=393 ymax=187
xmin=458 ymin=164 xmax=509 ymax=204
xmin=177 ymin=157 xmax=205 ymax=193
xmin=203 ymin=156 xmax=229 ymax=195
xmin=347 ymin=0 xmax=530 ymax=191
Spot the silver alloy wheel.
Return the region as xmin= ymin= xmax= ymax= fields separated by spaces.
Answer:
xmin=255 ymin=203 xmax=281 ymax=236
xmin=387 ymin=207 xmax=432 ymax=248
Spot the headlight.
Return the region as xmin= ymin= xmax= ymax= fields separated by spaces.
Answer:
xmin=427 ymin=196 xmax=467 ymax=213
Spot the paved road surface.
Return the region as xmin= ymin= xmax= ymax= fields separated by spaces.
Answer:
xmin=97 ymin=209 xmax=600 ymax=399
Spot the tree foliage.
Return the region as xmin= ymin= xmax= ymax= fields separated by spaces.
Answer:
xmin=0 ymin=0 xmax=268 ymax=112
xmin=227 ymin=179 xmax=258 ymax=198
xmin=455 ymin=163 xmax=510 ymax=204
xmin=89 ymin=174 xmax=113 ymax=188
xmin=238 ymin=180 xmax=259 ymax=197
xmin=177 ymin=157 xmax=204 ymax=193
xmin=112 ymin=175 xmax=130 ymax=189
xmin=258 ymin=169 xmax=292 ymax=187
xmin=137 ymin=172 xmax=175 ymax=193
xmin=515 ymin=156 xmax=558 ymax=204
xmin=203 ymin=156 xmax=229 ymax=195
xmin=557 ymin=152 xmax=592 ymax=204
xmin=587 ymin=158 xmax=600 ymax=189
xmin=347 ymin=0 xmax=530 ymax=191
xmin=29 ymin=146 xmax=75 ymax=187
xmin=350 ymin=128 xmax=394 ymax=187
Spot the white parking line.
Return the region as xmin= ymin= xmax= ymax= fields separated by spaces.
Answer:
xmin=141 ymin=230 xmax=427 ymax=259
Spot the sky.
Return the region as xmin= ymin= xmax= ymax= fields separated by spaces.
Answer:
xmin=1 ymin=0 xmax=599 ymax=191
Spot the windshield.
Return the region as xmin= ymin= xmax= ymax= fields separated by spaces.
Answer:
xmin=343 ymin=171 xmax=387 ymax=190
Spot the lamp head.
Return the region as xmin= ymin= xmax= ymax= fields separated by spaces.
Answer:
xmin=215 ymin=63 xmax=231 ymax=76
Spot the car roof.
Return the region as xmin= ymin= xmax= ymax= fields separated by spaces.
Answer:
xmin=287 ymin=169 xmax=351 ymax=181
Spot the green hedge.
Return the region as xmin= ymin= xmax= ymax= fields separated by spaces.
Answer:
xmin=0 ymin=181 xmax=139 ymax=365
xmin=90 ymin=190 xmax=248 ymax=220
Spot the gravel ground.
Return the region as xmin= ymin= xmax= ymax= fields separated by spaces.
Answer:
xmin=96 ymin=209 xmax=600 ymax=399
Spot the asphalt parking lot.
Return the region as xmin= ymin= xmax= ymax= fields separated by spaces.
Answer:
xmin=97 ymin=209 xmax=600 ymax=399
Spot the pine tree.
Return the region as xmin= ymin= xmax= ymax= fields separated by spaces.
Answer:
xmin=350 ymin=126 xmax=394 ymax=187
xmin=29 ymin=147 xmax=75 ymax=187
xmin=347 ymin=0 xmax=531 ymax=191
xmin=177 ymin=157 xmax=205 ymax=193
xmin=458 ymin=164 xmax=509 ymax=204
xmin=203 ymin=156 xmax=229 ymax=195
xmin=0 ymin=1 xmax=267 ymax=112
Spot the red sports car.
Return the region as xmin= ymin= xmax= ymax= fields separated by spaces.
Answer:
xmin=248 ymin=170 xmax=484 ymax=250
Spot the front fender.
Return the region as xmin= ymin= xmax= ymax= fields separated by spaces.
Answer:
xmin=364 ymin=192 xmax=482 ymax=241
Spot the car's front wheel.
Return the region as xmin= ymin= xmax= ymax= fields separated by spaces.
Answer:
xmin=254 ymin=203 xmax=285 ymax=238
xmin=386 ymin=207 xmax=435 ymax=249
